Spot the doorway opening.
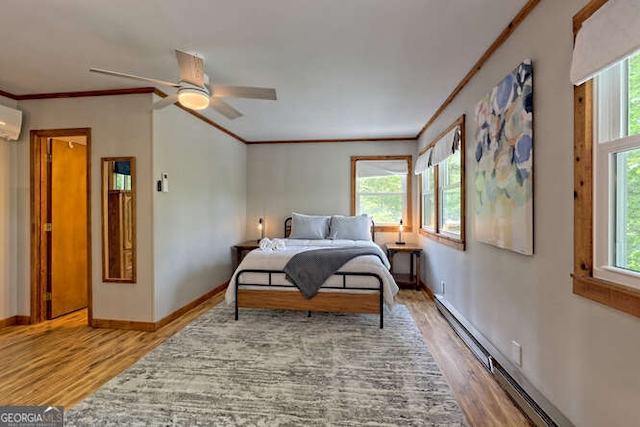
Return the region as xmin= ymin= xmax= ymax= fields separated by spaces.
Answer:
xmin=30 ymin=128 xmax=92 ymax=324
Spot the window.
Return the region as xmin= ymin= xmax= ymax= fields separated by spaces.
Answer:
xmin=572 ymin=0 xmax=640 ymax=317
xmin=422 ymin=168 xmax=436 ymax=230
xmin=417 ymin=115 xmax=465 ymax=250
xmin=351 ymin=156 xmax=412 ymax=231
xmin=439 ymin=150 xmax=462 ymax=236
xmin=113 ymin=173 xmax=131 ymax=191
xmin=593 ymin=54 xmax=640 ymax=289
xmin=111 ymin=161 xmax=131 ymax=191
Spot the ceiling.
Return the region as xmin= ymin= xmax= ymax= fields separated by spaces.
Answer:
xmin=0 ymin=0 xmax=527 ymax=142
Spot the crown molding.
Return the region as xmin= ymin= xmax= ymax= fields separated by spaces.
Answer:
xmin=246 ymin=136 xmax=416 ymax=145
xmin=15 ymin=87 xmax=155 ymax=100
xmin=0 ymin=89 xmax=17 ymax=100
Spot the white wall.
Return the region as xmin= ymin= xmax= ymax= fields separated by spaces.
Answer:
xmin=15 ymin=95 xmax=155 ymax=322
xmin=0 ymin=95 xmax=18 ymax=320
xmin=246 ymin=141 xmax=416 ymax=244
xmin=417 ymin=1 xmax=640 ymax=426
xmin=152 ymin=103 xmax=246 ymax=321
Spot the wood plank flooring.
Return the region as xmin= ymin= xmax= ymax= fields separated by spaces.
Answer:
xmin=0 ymin=290 xmax=531 ymax=426
xmin=399 ymin=290 xmax=532 ymax=427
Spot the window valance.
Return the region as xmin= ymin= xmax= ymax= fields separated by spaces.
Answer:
xmin=114 ymin=161 xmax=131 ymax=176
xmin=356 ymin=159 xmax=408 ymax=178
xmin=570 ymin=0 xmax=640 ymax=85
xmin=414 ymin=147 xmax=432 ymax=175
xmin=414 ymin=125 xmax=461 ymax=174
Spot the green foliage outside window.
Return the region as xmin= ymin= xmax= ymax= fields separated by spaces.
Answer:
xmin=624 ymin=56 xmax=640 ymax=272
xmin=439 ymin=151 xmax=461 ymax=236
xmin=358 ymin=175 xmax=403 ymax=193
xmin=422 ymin=170 xmax=435 ymax=229
xmin=358 ymin=175 xmax=404 ymax=224
xmin=114 ymin=173 xmax=131 ymax=191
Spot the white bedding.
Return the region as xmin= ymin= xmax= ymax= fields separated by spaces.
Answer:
xmin=225 ymin=239 xmax=398 ymax=306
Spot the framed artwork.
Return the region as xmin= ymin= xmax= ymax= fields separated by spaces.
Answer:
xmin=474 ymin=60 xmax=533 ymax=255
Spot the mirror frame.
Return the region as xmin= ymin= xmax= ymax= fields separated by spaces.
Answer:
xmin=101 ymin=156 xmax=136 ymax=283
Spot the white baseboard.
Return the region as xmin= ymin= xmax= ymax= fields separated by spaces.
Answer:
xmin=434 ymin=294 xmax=573 ymax=427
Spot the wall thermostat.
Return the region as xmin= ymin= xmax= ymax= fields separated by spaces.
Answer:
xmin=162 ymin=172 xmax=169 ymax=193
xmin=157 ymin=172 xmax=169 ymax=192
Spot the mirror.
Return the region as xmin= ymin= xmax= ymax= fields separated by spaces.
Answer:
xmin=102 ymin=157 xmax=136 ymax=283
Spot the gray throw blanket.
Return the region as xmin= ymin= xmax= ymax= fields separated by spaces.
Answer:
xmin=283 ymin=247 xmax=384 ymax=299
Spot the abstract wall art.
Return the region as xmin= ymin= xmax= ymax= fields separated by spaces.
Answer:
xmin=474 ymin=60 xmax=533 ymax=255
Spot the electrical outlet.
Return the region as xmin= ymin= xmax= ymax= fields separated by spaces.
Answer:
xmin=511 ymin=340 xmax=522 ymax=366
xmin=440 ymin=280 xmax=446 ymax=294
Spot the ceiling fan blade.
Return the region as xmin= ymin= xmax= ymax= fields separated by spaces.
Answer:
xmin=209 ymin=98 xmax=243 ymax=120
xmin=89 ymin=68 xmax=180 ymax=88
xmin=211 ymin=85 xmax=277 ymax=100
xmin=175 ymin=49 xmax=205 ymax=87
xmin=152 ymin=93 xmax=179 ymax=110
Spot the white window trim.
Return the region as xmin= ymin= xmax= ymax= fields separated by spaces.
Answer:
xmin=438 ymin=152 xmax=462 ymax=239
xmin=593 ymin=66 xmax=640 ymax=291
xmin=421 ymin=171 xmax=436 ymax=232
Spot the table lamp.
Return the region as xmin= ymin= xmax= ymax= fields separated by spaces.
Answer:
xmin=257 ymin=217 xmax=265 ymax=242
xmin=396 ymin=218 xmax=405 ymax=245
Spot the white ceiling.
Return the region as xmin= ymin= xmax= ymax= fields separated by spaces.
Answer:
xmin=0 ymin=0 xmax=527 ymax=141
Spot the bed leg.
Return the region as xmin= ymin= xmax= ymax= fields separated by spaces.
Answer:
xmin=235 ymin=282 xmax=239 ymax=321
xmin=379 ymin=278 xmax=384 ymax=329
xmin=308 ymin=311 xmax=311 ymax=318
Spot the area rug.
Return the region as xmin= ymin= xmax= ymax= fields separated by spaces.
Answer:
xmin=65 ymin=304 xmax=467 ymax=426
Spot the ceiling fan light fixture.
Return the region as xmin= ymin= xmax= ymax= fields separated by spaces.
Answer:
xmin=178 ymin=87 xmax=210 ymax=110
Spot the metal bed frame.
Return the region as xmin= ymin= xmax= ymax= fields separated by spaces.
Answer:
xmin=234 ymin=216 xmax=386 ymax=328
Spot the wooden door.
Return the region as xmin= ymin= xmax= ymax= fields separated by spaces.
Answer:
xmin=48 ymin=139 xmax=88 ymax=318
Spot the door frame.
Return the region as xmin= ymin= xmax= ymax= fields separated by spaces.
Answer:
xmin=30 ymin=128 xmax=92 ymax=324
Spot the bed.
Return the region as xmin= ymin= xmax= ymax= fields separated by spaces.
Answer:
xmin=225 ymin=214 xmax=399 ymax=328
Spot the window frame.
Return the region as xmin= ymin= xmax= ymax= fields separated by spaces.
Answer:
xmin=421 ymin=166 xmax=436 ymax=231
xmin=573 ymin=0 xmax=640 ymax=318
xmin=418 ymin=115 xmax=466 ymax=250
xmin=593 ymin=62 xmax=640 ymax=288
xmin=350 ymin=155 xmax=413 ymax=233
xmin=438 ymin=149 xmax=463 ymax=237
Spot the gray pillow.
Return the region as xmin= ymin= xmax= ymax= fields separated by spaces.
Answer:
xmin=289 ymin=213 xmax=330 ymax=239
xmin=328 ymin=215 xmax=371 ymax=241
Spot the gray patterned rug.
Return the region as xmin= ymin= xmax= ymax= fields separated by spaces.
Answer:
xmin=65 ymin=304 xmax=467 ymax=426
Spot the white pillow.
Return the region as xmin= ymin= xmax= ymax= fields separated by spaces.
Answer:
xmin=328 ymin=214 xmax=372 ymax=241
xmin=289 ymin=213 xmax=331 ymax=239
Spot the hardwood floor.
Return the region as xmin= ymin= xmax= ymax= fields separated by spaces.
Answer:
xmin=0 ymin=289 xmax=530 ymax=426
xmin=398 ymin=290 xmax=532 ymax=426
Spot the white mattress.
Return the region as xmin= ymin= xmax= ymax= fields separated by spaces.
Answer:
xmin=225 ymin=239 xmax=398 ymax=306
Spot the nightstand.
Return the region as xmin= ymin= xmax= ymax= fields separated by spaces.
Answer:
xmin=386 ymin=243 xmax=423 ymax=290
xmin=233 ymin=240 xmax=260 ymax=268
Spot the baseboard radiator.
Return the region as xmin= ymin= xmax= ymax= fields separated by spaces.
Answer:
xmin=434 ymin=295 xmax=573 ymax=427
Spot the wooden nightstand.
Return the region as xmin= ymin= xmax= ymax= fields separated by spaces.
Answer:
xmin=233 ymin=240 xmax=260 ymax=268
xmin=386 ymin=243 xmax=423 ymax=290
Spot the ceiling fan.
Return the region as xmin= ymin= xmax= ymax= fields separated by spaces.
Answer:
xmin=90 ymin=49 xmax=277 ymax=120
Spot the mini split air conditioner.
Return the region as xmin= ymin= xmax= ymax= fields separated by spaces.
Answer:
xmin=0 ymin=104 xmax=22 ymax=141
